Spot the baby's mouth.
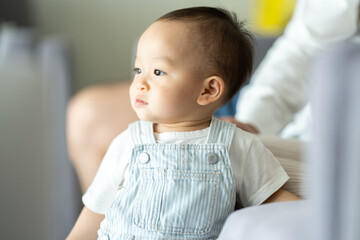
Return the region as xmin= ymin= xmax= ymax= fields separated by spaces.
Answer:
xmin=134 ymin=98 xmax=147 ymax=107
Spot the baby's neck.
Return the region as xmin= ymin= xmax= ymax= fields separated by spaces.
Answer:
xmin=153 ymin=118 xmax=212 ymax=133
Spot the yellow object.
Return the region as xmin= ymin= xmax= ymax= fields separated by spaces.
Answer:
xmin=251 ymin=0 xmax=296 ymax=36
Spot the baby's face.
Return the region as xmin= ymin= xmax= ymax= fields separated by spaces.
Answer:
xmin=130 ymin=20 xmax=206 ymax=124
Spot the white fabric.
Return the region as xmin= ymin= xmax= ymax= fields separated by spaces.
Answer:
xmin=309 ymin=41 xmax=360 ymax=240
xmin=236 ymin=0 xmax=359 ymax=138
xmin=83 ymin=126 xmax=288 ymax=214
xmin=218 ymin=200 xmax=311 ymax=240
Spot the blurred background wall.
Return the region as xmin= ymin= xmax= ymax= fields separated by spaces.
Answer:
xmin=30 ymin=0 xmax=251 ymax=93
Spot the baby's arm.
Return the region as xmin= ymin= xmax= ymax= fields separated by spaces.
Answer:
xmin=66 ymin=206 xmax=104 ymax=240
xmin=262 ymin=189 xmax=300 ymax=204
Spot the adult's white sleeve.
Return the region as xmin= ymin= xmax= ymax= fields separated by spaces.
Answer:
xmin=236 ymin=0 xmax=359 ymax=134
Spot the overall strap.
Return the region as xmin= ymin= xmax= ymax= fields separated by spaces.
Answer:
xmin=128 ymin=120 xmax=156 ymax=145
xmin=206 ymin=117 xmax=236 ymax=149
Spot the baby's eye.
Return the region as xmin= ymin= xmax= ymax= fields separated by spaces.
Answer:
xmin=154 ymin=69 xmax=165 ymax=76
xmin=133 ymin=68 xmax=142 ymax=74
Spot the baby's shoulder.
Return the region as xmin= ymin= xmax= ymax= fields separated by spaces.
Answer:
xmin=111 ymin=128 xmax=133 ymax=146
xmin=230 ymin=127 xmax=268 ymax=154
xmin=232 ymin=127 xmax=258 ymax=145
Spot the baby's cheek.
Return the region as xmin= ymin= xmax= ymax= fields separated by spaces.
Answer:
xmin=156 ymin=98 xmax=177 ymax=114
xmin=129 ymin=85 xmax=136 ymax=99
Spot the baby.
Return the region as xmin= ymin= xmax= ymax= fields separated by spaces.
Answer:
xmin=67 ymin=6 xmax=299 ymax=240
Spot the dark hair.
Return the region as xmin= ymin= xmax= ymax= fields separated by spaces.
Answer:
xmin=158 ymin=7 xmax=254 ymax=103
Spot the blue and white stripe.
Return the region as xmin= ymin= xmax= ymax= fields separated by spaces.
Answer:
xmin=98 ymin=117 xmax=236 ymax=240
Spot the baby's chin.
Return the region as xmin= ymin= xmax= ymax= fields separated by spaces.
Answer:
xmin=133 ymin=111 xmax=189 ymax=125
xmin=133 ymin=112 xmax=157 ymax=122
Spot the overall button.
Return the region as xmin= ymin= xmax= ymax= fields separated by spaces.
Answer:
xmin=99 ymin=234 xmax=109 ymax=240
xmin=138 ymin=152 xmax=150 ymax=164
xmin=208 ymin=153 xmax=219 ymax=164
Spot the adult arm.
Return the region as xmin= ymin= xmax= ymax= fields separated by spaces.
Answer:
xmin=66 ymin=207 xmax=104 ymax=240
xmin=220 ymin=116 xmax=259 ymax=134
xmin=236 ymin=0 xmax=359 ymax=134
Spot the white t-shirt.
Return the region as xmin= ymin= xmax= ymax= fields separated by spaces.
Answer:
xmin=83 ymin=127 xmax=289 ymax=214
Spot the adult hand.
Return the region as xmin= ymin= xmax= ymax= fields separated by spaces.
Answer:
xmin=219 ymin=116 xmax=259 ymax=134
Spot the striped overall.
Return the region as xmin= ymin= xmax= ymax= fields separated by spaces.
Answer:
xmin=98 ymin=118 xmax=236 ymax=240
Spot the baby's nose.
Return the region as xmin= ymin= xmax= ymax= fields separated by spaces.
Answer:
xmin=137 ymin=80 xmax=149 ymax=91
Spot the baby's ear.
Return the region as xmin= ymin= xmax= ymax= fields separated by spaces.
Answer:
xmin=197 ymin=76 xmax=225 ymax=106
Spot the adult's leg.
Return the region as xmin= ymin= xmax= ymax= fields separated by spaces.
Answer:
xmin=66 ymin=81 xmax=138 ymax=193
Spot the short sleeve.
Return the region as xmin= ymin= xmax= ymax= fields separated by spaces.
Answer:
xmin=82 ymin=129 xmax=133 ymax=214
xmin=231 ymin=131 xmax=289 ymax=207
